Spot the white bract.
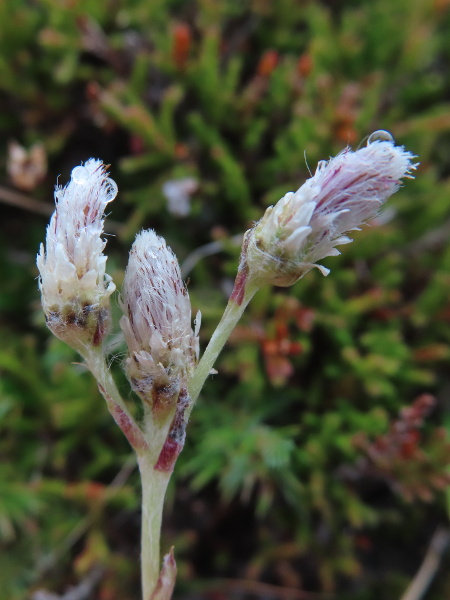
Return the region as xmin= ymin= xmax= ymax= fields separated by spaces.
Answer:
xmin=37 ymin=159 xmax=117 ymax=315
xmin=244 ymin=137 xmax=417 ymax=287
xmin=120 ymin=230 xmax=200 ymax=399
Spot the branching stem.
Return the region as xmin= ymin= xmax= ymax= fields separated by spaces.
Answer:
xmin=188 ymin=281 xmax=259 ymax=408
xmin=82 ymin=347 xmax=176 ymax=600
xmin=79 ymin=279 xmax=260 ymax=600
xmin=82 ymin=346 xmax=148 ymax=452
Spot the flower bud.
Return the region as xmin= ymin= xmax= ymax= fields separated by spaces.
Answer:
xmin=237 ymin=137 xmax=417 ymax=293
xmin=120 ymin=230 xmax=200 ymax=416
xmin=37 ymin=159 xmax=117 ymax=347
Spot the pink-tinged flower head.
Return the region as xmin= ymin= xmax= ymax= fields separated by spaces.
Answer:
xmin=37 ymin=159 xmax=117 ymax=346
xmin=120 ymin=230 xmax=200 ymax=409
xmin=239 ymin=135 xmax=417 ymax=291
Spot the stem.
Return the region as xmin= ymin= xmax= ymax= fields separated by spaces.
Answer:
xmin=81 ymin=346 xmax=173 ymax=598
xmin=82 ymin=346 xmax=148 ymax=452
xmin=138 ymin=454 xmax=172 ymax=600
xmin=81 ymin=346 xmax=127 ymax=414
xmin=76 ymin=278 xmax=259 ymax=598
xmin=188 ymin=282 xmax=259 ymax=406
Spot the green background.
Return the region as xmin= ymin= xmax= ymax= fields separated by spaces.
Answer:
xmin=1 ymin=0 xmax=450 ymax=598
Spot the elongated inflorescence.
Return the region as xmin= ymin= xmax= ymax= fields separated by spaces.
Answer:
xmin=236 ymin=136 xmax=417 ymax=293
xmin=37 ymin=159 xmax=117 ymax=346
xmin=120 ymin=230 xmax=200 ymax=410
xmin=121 ymin=230 xmax=200 ymax=471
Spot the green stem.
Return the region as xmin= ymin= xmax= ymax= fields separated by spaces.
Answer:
xmin=138 ymin=454 xmax=171 ymax=600
xmin=82 ymin=346 xmax=148 ymax=452
xmin=82 ymin=347 xmax=173 ymax=598
xmin=81 ymin=346 xmax=127 ymax=414
xmin=77 ymin=278 xmax=259 ymax=599
xmin=188 ymin=281 xmax=259 ymax=407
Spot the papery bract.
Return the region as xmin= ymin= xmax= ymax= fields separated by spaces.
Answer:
xmin=238 ymin=137 xmax=417 ymax=291
xmin=120 ymin=230 xmax=199 ymax=394
xmin=37 ymin=159 xmax=117 ymax=347
xmin=121 ymin=230 xmax=200 ymax=471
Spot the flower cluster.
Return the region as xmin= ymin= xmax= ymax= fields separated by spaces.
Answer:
xmin=37 ymin=159 xmax=117 ymax=347
xmin=236 ymin=137 xmax=417 ymax=294
xmin=120 ymin=230 xmax=200 ymax=415
xmin=36 ymin=136 xmax=419 ymax=598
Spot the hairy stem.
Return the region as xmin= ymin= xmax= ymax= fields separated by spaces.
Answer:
xmin=79 ymin=276 xmax=259 ymax=599
xmin=138 ymin=454 xmax=172 ymax=600
xmin=188 ymin=281 xmax=259 ymax=407
xmin=82 ymin=346 xmax=147 ymax=452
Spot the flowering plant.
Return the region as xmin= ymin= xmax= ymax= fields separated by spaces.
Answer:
xmin=37 ymin=133 xmax=416 ymax=599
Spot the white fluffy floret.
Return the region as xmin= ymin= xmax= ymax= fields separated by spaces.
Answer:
xmin=37 ymin=159 xmax=117 ymax=313
xmin=245 ymin=137 xmax=417 ymax=286
xmin=120 ymin=230 xmax=200 ymax=386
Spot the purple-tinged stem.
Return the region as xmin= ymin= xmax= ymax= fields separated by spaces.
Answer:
xmin=82 ymin=347 xmax=147 ymax=454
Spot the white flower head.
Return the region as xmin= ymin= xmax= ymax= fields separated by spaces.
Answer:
xmin=239 ymin=134 xmax=417 ymax=292
xmin=120 ymin=230 xmax=200 ymax=407
xmin=37 ymin=159 xmax=117 ymax=346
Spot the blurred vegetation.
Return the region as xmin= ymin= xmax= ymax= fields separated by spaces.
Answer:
xmin=1 ymin=0 xmax=450 ymax=598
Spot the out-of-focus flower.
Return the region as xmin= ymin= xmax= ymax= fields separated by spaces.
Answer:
xmin=162 ymin=177 xmax=198 ymax=217
xmin=37 ymin=159 xmax=117 ymax=347
xmin=7 ymin=140 xmax=47 ymax=191
xmin=234 ymin=134 xmax=417 ymax=297
xmin=120 ymin=230 xmax=200 ymax=412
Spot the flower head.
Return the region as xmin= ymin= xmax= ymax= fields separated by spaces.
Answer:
xmin=120 ymin=230 xmax=200 ymax=411
xmin=237 ymin=135 xmax=417 ymax=293
xmin=37 ymin=159 xmax=117 ymax=346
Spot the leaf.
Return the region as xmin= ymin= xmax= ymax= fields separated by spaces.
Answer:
xmin=149 ymin=547 xmax=177 ymax=600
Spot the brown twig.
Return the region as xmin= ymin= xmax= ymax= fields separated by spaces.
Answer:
xmin=400 ymin=526 xmax=450 ymax=600
xmin=180 ymin=233 xmax=244 ymax=278
xmin=0 ymin=184 xmax=52 ymax=216
xmin=32 ymin=565 xmax=105 ymax=600
xmin=0 ymin=184 xmax=123 ymax=233
xmin=200 ymin=578 xmax=332 ymax=600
